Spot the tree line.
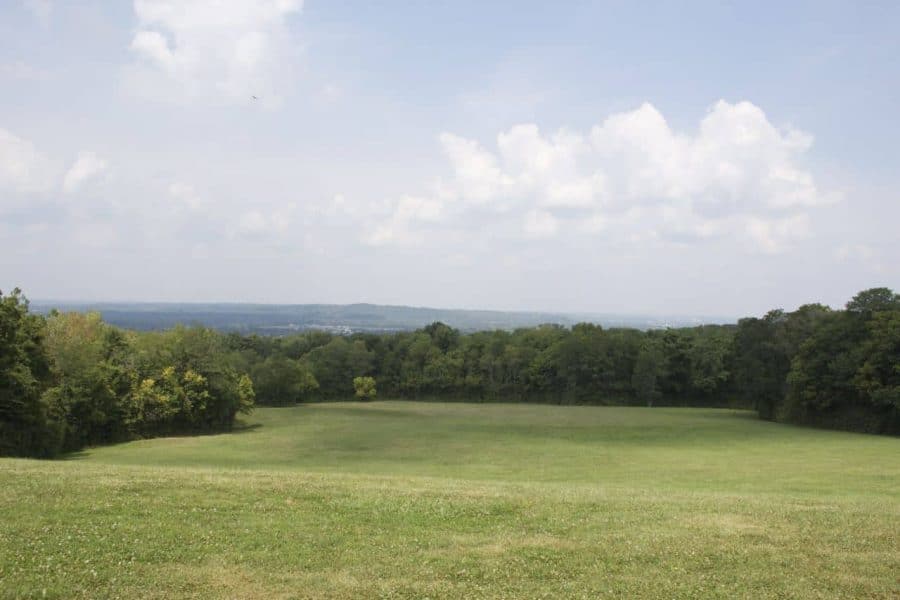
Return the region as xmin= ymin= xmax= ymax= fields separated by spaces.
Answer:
xmin=2 ymin=287 xmax=897 ymax=457
xmin=227 ymin=288 xmax=900 ymax=434
xmin=223 ymin=287 xmax=900 ymax=435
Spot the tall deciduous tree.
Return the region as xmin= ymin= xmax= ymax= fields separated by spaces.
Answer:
xmin=632 ymin=340 xmax=664 ymax=407
xmin=0 ymin=289 xmax=59 ymax=457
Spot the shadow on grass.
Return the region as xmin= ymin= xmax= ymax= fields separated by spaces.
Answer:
xmin=61 ymin=422 xmax=265 ymax=461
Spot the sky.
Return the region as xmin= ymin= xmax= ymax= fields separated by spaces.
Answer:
xmin=1 ymin=0 xmax=898 ymax=317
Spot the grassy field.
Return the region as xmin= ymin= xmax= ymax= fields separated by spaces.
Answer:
xmin=1 ymin=402 xmax=898 ymax=598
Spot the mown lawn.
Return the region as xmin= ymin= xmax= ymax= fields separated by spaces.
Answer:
xmin=1 ymin=402 xmax=898 ymax=598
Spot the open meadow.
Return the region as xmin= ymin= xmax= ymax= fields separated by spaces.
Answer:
xmin=1 ymin=402 xmax=898 ymax=598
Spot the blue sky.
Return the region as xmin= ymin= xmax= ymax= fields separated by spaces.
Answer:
xmin=1 ymin=1 xmax=897 ymax=315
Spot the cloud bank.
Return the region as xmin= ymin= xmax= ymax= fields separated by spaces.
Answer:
xmin=126 ymin=0 xmax=302 ymax=107
xmin=368 ymin=101 xmax=834 ymax=253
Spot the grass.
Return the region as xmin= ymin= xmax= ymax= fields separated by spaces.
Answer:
xmin=1 ymin=401 xmax=898 ymax=598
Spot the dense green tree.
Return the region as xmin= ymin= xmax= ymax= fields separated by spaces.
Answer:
xmin=658 ymin=330 xmax=693 ymax=400
xmin=126 ymin=366 xmax=211 ymax=434
xmin=730 ymin=305 xmax=830 ymax=419
xmin=250 ymin=355 xmax=319 ymax=405
xmin=730 ymin=315 xmax=784 ymax=419
xmin=0 ymin=289 xmax=59 ymax=457
xmin=42 ymin=312 xmax=135 ymax=448
xmin=632 ymin=339 xmax=665 ymax=407
xmin=305 ymin=337 xmax=374 ymax=398
xmin=785 ymin=289 xmax=900 ymax=433
xmin=423 ymin=322 xmax=460 ymax=353
xmin=687 ymin=326 xmax=732 ymax=399
xmin=846 ymin=287 xmax=900 ymax=315
xmin=785 ymin=312 xmax=866 ymax=426
xmin=137 ymin=326 xmax=255 ymax=429
xmin=853 ymin=310 xmax=900 ymax=432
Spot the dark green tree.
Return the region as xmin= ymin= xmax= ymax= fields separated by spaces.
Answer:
xmin=0 ymin=289 xmax=60 ymax=457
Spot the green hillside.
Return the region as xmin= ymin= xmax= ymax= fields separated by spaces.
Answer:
xmin=2 ymin=402 xmax=898 ymax=598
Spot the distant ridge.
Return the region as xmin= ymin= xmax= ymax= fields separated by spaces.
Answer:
xmin=29 ymin=300 xmax=734 ymax=334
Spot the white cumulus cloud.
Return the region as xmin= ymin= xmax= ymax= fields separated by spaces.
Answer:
xmin=744 ymin=213 xmax=811 ymax=254
xmin=365 ymin=195 xmax=444 ymax=246
xmin=0 ymin=127 xmax=54 ymax=196
xmin=168 ymin=182 xmax=207 ymax=210
xmin=368 ymin=100 xmax=833 ymax=252
xmin=126 ymin=0 xmax=302 ymax=107
xmin=63 ymin=152 xmax=108 ymax=193
xmin=236 ymin=206 xmax=294 ymax=238
xmin=523 ymin=209 xmax=559 ymax=238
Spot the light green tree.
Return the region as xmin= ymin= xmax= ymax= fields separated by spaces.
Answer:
xmin=353 ymin=376 xmax=377 ymax=401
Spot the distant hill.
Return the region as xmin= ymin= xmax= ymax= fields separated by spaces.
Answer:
xmin=29 ymin=301 xmax=734 ymax=334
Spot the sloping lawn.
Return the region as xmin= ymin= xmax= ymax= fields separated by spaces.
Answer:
xmin=1 ymin=402 xmax=898 ymax=598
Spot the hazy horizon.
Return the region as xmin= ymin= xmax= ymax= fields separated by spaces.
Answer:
xmin=15 ymin=287 xmax=878 ymax=320
xmin=23 ymin=295 xmax=754 ymax=323
xmin=2 ymin=1 xmax=898 ymax=315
